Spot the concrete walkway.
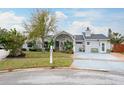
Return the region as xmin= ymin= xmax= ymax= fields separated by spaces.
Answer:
xmin=72 ymin=52 xmax=124 ymax=72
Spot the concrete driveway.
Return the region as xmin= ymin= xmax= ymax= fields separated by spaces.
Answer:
xmin=72 ymin=52 xmax=124 ymax=72
xmin=0 ymin=68 xmax=124 ymax=85
xmin=74 ymin=52 xmax=120 ymax=60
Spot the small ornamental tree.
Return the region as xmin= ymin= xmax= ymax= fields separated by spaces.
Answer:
xmin=0 ymin=28 xmax=26 ymax=57
xmin=48 ymin=39 xmax=54 ymax=49
xmin=64 ymin=40 xmax=73 ymax=53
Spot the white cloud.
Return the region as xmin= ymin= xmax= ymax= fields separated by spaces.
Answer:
xmin=73 ymin=10 xmax=124 ymax=35
xmin=0 ymin=11 xmax=25 ymax=32
xmin=75 ymin=10 xmax=103 ymax=21
xmin=67 ymin=21 xmax=108 ymax=36
xmin=67 ymin=21 xmax=92 ymax=35
xmin=92 ymin=26 xmax=108 ymax=35
xmin=55 ymin=11 xmax=68 ymax=20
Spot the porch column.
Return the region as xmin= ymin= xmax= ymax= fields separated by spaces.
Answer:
xmin=73 ymin=38 xmax=75 ymax=53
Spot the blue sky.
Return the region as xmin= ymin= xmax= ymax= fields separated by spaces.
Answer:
xmin=0 ymin=8 xmax=124 ymax=36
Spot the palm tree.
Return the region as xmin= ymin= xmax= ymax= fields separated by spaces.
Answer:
xmin=110 ymin=32 xmax=124 ymax=44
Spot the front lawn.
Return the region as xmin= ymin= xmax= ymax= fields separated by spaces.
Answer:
xmin=25 ymin=51 xmax=72 ymax=58
xmin=0 ymin=52 xmax=73 ymax=71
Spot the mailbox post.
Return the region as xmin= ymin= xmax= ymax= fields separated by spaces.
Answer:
xmin=50 ymin=46 xmax=53 ymax=64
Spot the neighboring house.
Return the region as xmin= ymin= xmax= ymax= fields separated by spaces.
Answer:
xmin=23 ymin=27 xmax=111 ymax=53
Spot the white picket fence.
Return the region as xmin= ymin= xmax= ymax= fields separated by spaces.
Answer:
xmin=0 ymin=49 xmax=10 ymax=60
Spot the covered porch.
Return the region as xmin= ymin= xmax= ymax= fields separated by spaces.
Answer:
xmin=53 ymin=31 xmax=75 ymax=52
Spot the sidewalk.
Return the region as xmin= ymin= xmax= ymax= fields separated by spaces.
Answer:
xmin=111 ymin=53 xmax=124 ymax=60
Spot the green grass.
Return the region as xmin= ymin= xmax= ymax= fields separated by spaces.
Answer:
xmin=25 ymin=51 xmax=72 ymax=58
xmin=0 ymin=52 xmax=73 ymax=71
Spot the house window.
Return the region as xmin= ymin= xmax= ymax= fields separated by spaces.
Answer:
xmin=87 ymin=42 xmax=90 ymax=45
xmin=44 ymin=42 xmax=48 ymax=48
xmin=55 ymin=41 xmax=59 ymax=50
xmin=76 ymin=42 xmax=83 ymax=44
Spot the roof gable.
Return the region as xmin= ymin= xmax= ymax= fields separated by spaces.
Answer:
xmin=54 ymin=31 xmax=74 ymax=40
xmin=55 ymin=31 xmax=73 ymax=36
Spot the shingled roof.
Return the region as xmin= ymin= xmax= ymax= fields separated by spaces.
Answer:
xmin=74 ymin=35 xmax=84 ymax=40
xmin=82 ymin=32 xmax=109 ymax=39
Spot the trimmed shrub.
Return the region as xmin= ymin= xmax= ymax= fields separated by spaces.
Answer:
xmin=29 ymin=48 xmax=37 ymax=51
xmin=65 ymin=50 xmax=73 ymax=54
xmin=21 ymin=48 xmax=27 ymax=51
xmin=7 ymin=52 xmax=26 ymax=58
xmin=79 ymin=48 xmax=83 ymax=52
xmin=91 ymin=48 xmax=99 ymax=53
xmin=29 ymin=48 xmax=42 ymax=52
xmin=107 ymin=49 xmax=111 ymax=53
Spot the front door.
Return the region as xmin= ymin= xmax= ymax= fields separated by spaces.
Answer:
xmin=101 ymin=43 xmax=106 ymax=53
xmin=60 ymin=42 xmax=64 ymax=51
xmin=55 ymin=41 xmax=59 ymax=50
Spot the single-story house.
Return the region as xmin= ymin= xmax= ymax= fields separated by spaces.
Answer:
xmin=23 ymin=27 xmax=111 ymax=53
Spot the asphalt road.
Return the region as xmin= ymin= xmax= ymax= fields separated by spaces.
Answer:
xmin=0 ymin=68 xmax=124 ymax=85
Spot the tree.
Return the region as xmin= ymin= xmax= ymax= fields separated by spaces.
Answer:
xmin=0 ymin=28 xmax=26 ymax=57
xmin=0 ymin=27 xmax=7 ymax=34
xmin=24 ymin=9 xmax=56 ymax=49
xmin=0 ymin=28 xmax=8 ymax=49
xmin=110 ymin=32 xmax=124 ymax=44
xmin=48 ymin=39 xmax=54 ymax=50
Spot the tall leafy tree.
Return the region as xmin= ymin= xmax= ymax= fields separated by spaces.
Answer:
xmin=25 ymin=9 xmax=56 ymax=49
xmin=0 ymin=28 xmax=26 ymax=57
